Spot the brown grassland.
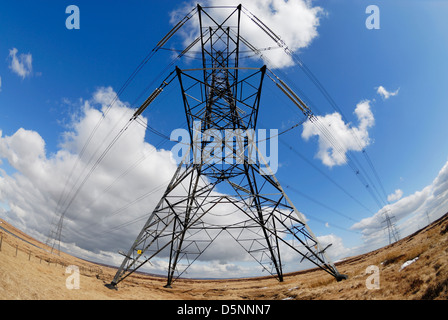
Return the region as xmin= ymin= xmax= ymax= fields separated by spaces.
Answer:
xmin=0 ymin=213 xmax=447 ymax=300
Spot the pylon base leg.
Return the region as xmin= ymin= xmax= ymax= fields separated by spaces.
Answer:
xmin=335 ymin=274 xmax=348 ymax=282
xmin=105 ymin=282 xmax=118 ymax=290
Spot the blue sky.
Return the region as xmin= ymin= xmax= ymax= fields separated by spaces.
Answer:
xmin=1 ymin=1 xmax=448 ymax=278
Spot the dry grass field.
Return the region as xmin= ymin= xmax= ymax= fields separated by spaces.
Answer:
xmin=1 ymin=213 xmax=447 ymax=300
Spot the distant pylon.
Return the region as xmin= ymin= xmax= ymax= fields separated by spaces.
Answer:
xmin=426 ymin=211 xmax=431 ymax=226
xmin=382 ymin=209 xmax=399 ymax=244
xmin=45 ymin=212 xmax=64 ymax=255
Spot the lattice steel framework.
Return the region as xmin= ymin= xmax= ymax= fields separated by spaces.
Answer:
xmin=108 ymin=4 xmax=346 ymax=289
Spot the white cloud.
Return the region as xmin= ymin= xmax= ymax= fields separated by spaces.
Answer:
xmin=172 ymin=0 xmax=324 ymax=68
xmin=8 ymin=48 xmax=33 ymax=79
xmin=351 ymin=160 xmax=448 ymax=250
xmin=376 ymin=85 xmax=399 ymax=100
xmin=301 ymin=100 xmax=375 ymax=167
xmin=0 ymin=76 xmax=2 ymax=92
xmin=0 ymin=87 xmax=177 ymax=260
xmin=387 ymin=189 xmax=403 ymax=202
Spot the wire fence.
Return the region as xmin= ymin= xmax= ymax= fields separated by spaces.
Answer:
xmin=0 ymin=230 xmax=103 ymax=276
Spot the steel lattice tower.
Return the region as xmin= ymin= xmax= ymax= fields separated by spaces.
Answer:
xmin=108 ymin=5 xmax=346 ymax=289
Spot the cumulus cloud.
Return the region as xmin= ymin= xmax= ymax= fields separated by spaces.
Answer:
xmin=351 ymin=160 xmax=448 ymax=250
xmin=172 ymin=0 xmax=324 ymax=68
xmin=376 ymin=85 xmax=399 ymax=100
xmin=301 ymin=100 xmax=375 ymax=167
xmin=8 ymin=48 xmax=33 ymax=79
xmin=387 ymin=189 xmax=403 ymax=202
xmin=0 ymin=87 xmax=178 ymax=261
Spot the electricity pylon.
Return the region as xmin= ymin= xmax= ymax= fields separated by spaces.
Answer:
xmin=108 ymin=4 xmax=346 ymax=289
xmin=382 ymin=209 xmax=400 ymax=244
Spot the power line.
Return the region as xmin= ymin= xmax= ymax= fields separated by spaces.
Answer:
xmin=47 ymin=8 xmax=201 ymax=252
xmin=240 ymin=5 xmax=392 ymax=214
